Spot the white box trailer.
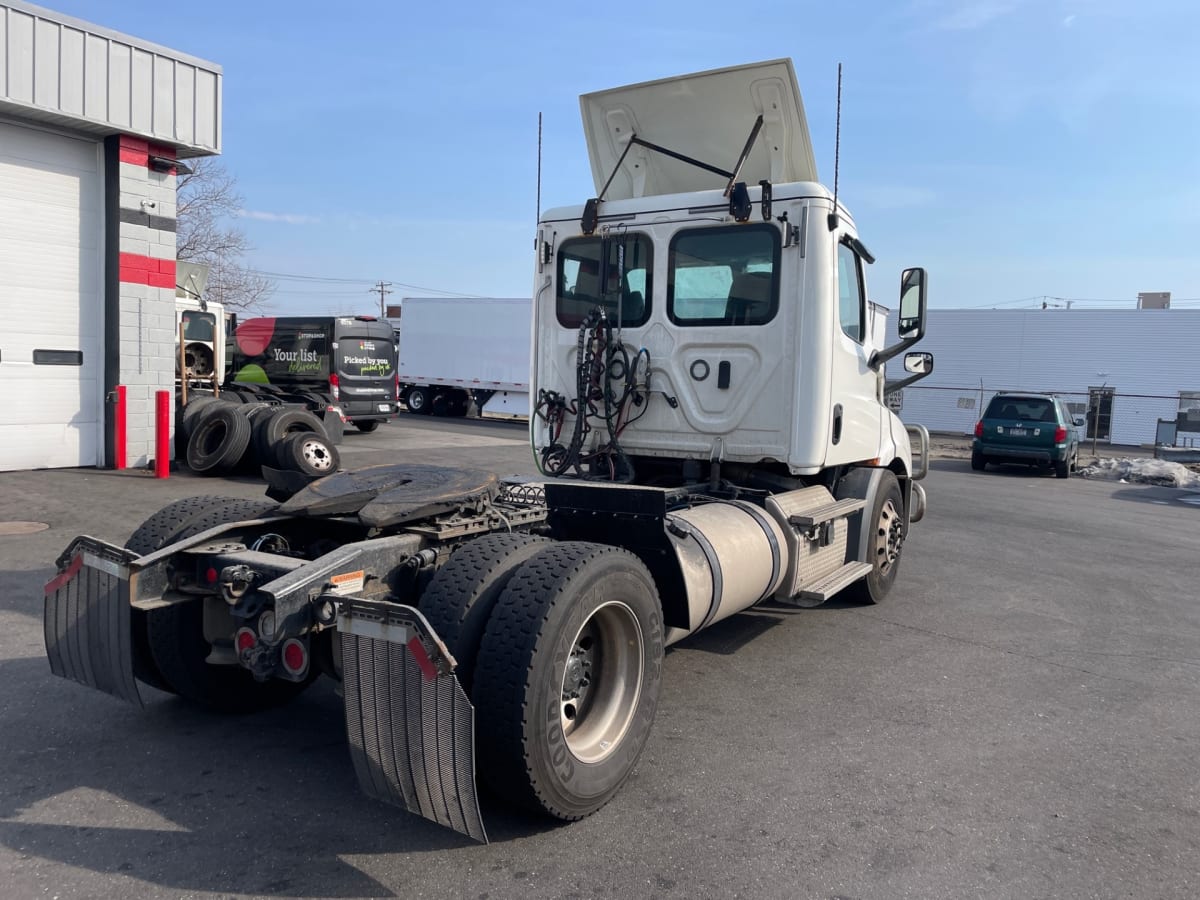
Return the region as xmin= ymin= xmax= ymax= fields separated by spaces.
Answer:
xmin=394 ymin=296 xmax=531 ymax=417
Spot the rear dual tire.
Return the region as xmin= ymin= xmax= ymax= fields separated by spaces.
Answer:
xmin=125 ymin=498 xmax=316 ymax=712
xmin=417 ymin=533 xmax=550 ymax=692
xmin=470 ymin=542 xmax=663 ymax=821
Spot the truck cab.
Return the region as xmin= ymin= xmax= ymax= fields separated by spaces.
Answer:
xmin=532 ymin=60 xmax=930 ymax=488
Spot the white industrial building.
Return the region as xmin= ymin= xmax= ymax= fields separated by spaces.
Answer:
xmin=0 ymin=1 xmax=221 ymax=471
xmin=886 ymin=309 xmax=1200 ymax=446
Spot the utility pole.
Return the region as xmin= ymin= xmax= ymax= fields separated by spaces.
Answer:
xmin=370 ymin=281 xmax=393 ymax=318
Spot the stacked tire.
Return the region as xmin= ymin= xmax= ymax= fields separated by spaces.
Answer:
xmin=180 ymin=395 xmax=340 ymax=478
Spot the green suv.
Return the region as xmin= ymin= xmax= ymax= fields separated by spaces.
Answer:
xmin=972 ymin=393 xmax=1083 ymax=478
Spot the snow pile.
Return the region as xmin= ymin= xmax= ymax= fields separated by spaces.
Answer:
xmin=1078 ymin=457 xmax=1200 ymax=488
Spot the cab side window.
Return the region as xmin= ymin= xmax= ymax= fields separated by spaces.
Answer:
xmin=837 ymin=241 xmax=864 ymax=343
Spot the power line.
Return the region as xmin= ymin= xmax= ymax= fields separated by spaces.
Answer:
xmin=251 ymin=269 xmax=375 ymax=284
xmin=270 ymin=288 xmax=375 ymax=296
xmin=954 ymin=294 xmax=1200 ymax=310
xmin=249 ymin=267 xmax=487 ymax=298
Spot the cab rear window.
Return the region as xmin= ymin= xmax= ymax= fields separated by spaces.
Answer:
xmin=985 ymin=397 xmax=1056 ymax=422
xmin=557 ymin=234 xmax=652 ymax=328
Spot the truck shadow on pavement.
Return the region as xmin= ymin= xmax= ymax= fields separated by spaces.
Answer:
xmin=0 ymin=655 xmax=564 ymax=897
xmin=1105 ymin=486 xmax=1200 ymax=508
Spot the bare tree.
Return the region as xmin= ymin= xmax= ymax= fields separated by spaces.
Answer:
xmin=176 ymin=157 xmax=274 ymax=311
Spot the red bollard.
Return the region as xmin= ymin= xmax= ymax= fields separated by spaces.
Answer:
xmin=155 ymin=390 xmax=170 ymax=479
xmin=114 ymin=385 xmax=127 ymax=470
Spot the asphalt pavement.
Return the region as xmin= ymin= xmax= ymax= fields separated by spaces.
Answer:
xmin=0 ymin=416 xmax=1197 ymax=899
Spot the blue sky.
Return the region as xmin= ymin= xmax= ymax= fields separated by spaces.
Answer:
xmin=49 ymin=0 xmax=1200 ymax=313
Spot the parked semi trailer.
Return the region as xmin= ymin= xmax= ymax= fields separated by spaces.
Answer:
xmin=393 ymin=296 xmax=531 ymax=418
xmin=43 ymin=59 xmax=932 ymax=843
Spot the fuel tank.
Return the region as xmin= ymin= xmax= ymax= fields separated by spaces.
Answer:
xmin=663 ymin=500 xmax=787 ymax=639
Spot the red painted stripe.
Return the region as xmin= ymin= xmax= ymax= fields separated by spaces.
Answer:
xmin=44 ymin=554 xmax=83 ymax=596
xmin=119 ymin=252 xmax=153 ymax=271
xmin=406 ymin=636 xmax=438 ymax=682
xmin=119 ymin=253 xmax=176 ymax=288
xmin=117 ymin=136 xmax=177 ymax=170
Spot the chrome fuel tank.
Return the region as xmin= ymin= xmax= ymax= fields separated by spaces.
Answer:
xmin=663 ymin=500 xmax=787 ymax=640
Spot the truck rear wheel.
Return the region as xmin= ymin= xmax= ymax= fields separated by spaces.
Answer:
xmin=844 ymin=471 xmax=904 ymax=605
xmin=405 ymin=386 xmax=432 ymax=415
xmin=472 ymin=542 xmax=663 ymax=820
xmin=143 ymin=499 xmax=317 ymax=712
xmin=125 ymin=496 xmax=240 ymax=693
xmin=418 ymin=533 xmax=549 ymax=692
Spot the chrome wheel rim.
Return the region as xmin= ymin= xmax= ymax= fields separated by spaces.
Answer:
xmin=560 ymin=600 xmax=643 ymax=764
xmin=875 ymin=497 xmax=903 ymax=576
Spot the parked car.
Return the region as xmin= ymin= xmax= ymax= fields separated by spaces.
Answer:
xmin=972 ymin=393 xmax=1084 ymax=478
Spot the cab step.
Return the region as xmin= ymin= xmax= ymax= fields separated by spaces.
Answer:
xmin=781 ymin=561 xmax=874 ymax=607
xmin=786 ymin=497 xmax=865 ymax=528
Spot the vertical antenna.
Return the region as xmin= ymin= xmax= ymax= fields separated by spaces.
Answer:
xmin=536 ymin=112 xmax=543 ymax=225
xmin=828 ymin=63 xmax=842 ymax=231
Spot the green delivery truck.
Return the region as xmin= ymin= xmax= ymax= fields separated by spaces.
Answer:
xmin=228 ymin=315 xmax=399 ymax=432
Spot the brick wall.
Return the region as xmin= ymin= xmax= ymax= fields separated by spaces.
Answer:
xmin=113 ymin=135 xmax=178 ymax=467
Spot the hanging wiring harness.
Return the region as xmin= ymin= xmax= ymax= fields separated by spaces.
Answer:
xmin=535 ymin=309 xmax=655 ymax=482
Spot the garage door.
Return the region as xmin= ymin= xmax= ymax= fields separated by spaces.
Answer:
xmin=0 ymin=122 xmax=104 ymax=471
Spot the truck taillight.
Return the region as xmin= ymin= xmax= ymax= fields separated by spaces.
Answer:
xmin=235 ymin=627 xmax=257 ymax=654
xmin=281 ymin=638 xmax=308 ymax=676
xmin=974 ymin=420 xmax=983 ymax=438
xmin=329 ymin=372 xmax=340 ymax=401
xmin=1054 ymin=425 xmax=1066 ymax=442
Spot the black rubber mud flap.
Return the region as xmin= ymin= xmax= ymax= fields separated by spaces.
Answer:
xmin=43 ymin=537 xmax=142 ymax=706
xmin=338 ymin=598 xmax=487 ymax=843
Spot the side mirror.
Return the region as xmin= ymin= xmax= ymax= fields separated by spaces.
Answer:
xmin=869 ymin=266 xmax=929 ymax=370
xmin=897 ymin=267 xmax=927 ymax=340
xmin=903 ymin=351 xmax=933 ymax=375
xmin=885 ymin=350 xmax=935 ymax=397
xmin=1073 ymin=416 xmax=1086 ymax=427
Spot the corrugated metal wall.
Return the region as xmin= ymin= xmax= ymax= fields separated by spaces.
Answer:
xmin=885 ymin=309 xmax=1200 ymax=445
xmin=0 ymin=2 xmax=221 ymax=154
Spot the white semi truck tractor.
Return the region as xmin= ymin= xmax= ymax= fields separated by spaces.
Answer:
xmin=43 ymin=60 xmax=932 ymax=843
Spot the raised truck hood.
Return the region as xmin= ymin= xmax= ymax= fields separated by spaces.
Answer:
xmin=580 ymin=58 xmax=818 ymax=201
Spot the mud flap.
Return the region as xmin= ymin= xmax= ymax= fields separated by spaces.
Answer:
xmin=337 ymin=598 xmax=487 ymax=843
xmin=43 ymin=537 xmax=142 ymax=706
